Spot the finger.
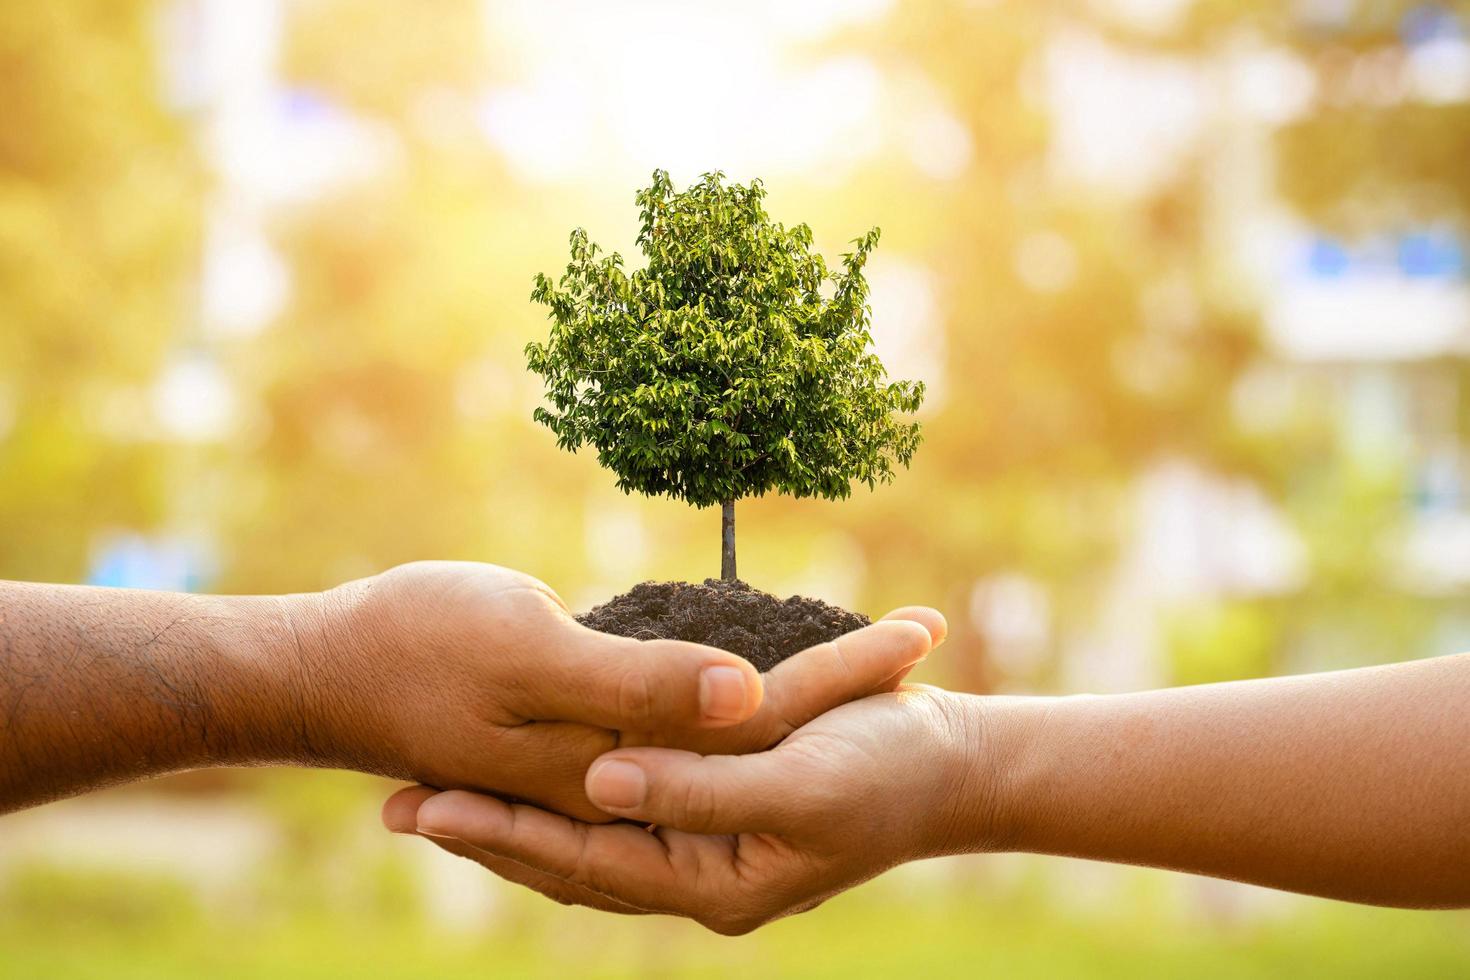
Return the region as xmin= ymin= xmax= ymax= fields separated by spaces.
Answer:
xmin=414 ymin=790 xmax=689 ymax=913
xmin=381 ymin=786 xmax=643 ymax=914
xmin=491 ymin=720 xmax=621 ymax=823
xmin=507 ymin=619 xmax=764 ymax=731
xmin=584 ymin=747 xmax=800 ymax=834
xmin=382 ymin=784 xmax=439 ymax=833
xmin=420 ymin=834 xmax=648 ymax=916
xmin=859 ymin=610 xmax=948 ymax=694
xmin=385 ymin=722 xmax=653 ymax=827
xmin=750 ymin=615 xmax=939 ymax=742
xmin=634 ymin=613 xmax=942 ymax=756
xmin=881 ymin=607 xmax=947 ymax=646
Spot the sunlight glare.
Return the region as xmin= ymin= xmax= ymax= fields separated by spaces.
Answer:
xmin=479 ymin=0 xmax=894 ymax=183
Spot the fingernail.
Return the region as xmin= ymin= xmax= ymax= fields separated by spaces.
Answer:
xmin=416 ymin=826 xmax=455 ymax=840
xmin=699 ymin=665 xmax=750 ymax=722
xmin=587 ymin=759 xmax=647 ymax=810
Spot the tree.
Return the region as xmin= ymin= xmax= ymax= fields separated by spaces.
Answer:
xmin=526 ymin=170 xmax=925 ymax=581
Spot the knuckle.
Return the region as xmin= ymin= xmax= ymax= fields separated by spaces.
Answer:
xmin=805 ymin=640 xmax=845 ymax=675
xmin=502 ymin=584 xmax=564 ymax=622
xmin=672 ymin=773 xmax=718 ymax=830
xmin=566 ymin=824 xmax=599 ymax=886
xmin=616 ymin=668 xmax=657 ymax=729
xmin=820 ymin=640 xmax=856 ymax=679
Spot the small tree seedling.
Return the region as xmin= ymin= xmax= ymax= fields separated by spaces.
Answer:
xmin=527 ymin=170 xmax=924 ymax=581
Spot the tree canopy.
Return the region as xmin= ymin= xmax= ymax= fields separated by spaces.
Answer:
xmin=526 ymin=169 xmax=925 ymax=515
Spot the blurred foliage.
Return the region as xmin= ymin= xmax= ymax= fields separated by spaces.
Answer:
xmin=221 ymin=164 xmax=525 ymax=591
xmin=1279 ymin=456 xmax=1436 ymax=670
xmin=1279 ymin=104 xmax=1470 ymax=225
xmin=842 ymin=0 xmax=1467 ymax=684
xmin=0 ymin=854 xmax=1468 ymax=978
xmin=0 ymin=1 xmax=200 ymax=581
xmin=844 ymin=0 xmax=1273 ymax=684
xmin=1166 ymin=600 xmax=1278 ymax=686
xmin=222 ymin=0 xmax=565 ymax=593
xmin=0 ymin=865 xmax=203 ymax=935
xmin=282 ymin=0 xmax=487 ymax=119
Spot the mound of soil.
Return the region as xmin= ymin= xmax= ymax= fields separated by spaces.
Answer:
xmin=577 ymin=579 xmax=870 ymax=672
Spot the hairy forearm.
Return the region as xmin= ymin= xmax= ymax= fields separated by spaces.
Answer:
xmin=958 ymin=654 xmax=1470 ymax=907
xmin=0 ymin=580 xmax=323 ymax=813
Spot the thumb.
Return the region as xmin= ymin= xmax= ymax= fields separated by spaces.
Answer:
xmin=759 ymin=612 xmax=942 ymax=727
xmin=509 ymin=621 xmax=764 ymax=731
xmin=584 ymin=746 xmax=802 ymax=834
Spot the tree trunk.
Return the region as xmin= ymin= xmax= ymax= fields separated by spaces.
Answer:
xmin=721 ymin=499 xmax=737 ymax=582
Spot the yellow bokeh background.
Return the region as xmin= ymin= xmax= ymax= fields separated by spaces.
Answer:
xmin=3 ymin=0 xmax=1470 ymax=974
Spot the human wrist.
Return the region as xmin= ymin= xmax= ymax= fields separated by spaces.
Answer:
xmin=908 ymin=690 xmax=997 ymax=859
xmin=184 ymin=591 xmax=320 ymax=767
xmin=204 ymin=585 xmax=379 ymax=773
xmin=923 ymin=690 xmax=1059 ymax=858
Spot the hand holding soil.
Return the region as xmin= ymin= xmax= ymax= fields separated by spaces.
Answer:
xmin=306 ymin=560 xmax=940 ymax=823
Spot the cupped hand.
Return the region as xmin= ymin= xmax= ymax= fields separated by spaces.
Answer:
xmin=382 ymin=684 xmax=987 ymax=933
xmin=302 ymin=561 xmax=944 ymax=822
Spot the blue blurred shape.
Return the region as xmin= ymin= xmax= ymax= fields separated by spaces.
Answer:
xmin=1414 ymin=451 xmax=1464 ymax=514
xmin=1401 ymin=4 xmax=1463 ymax=47
xmin=1398 ymin=231 xmax=1466 ymax=279
xmin=279 ymin=87 xmax=338 ymax=124
xmin=87 ymin=534 xmax=211 ymax=592
xmin=1305 ymin=236 xmax=1351 ymax=278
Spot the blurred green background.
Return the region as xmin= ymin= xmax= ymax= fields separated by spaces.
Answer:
xmin=3 ymin=0 xmax=1470 ymax=974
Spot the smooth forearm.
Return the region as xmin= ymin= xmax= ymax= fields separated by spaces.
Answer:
xmin=951 ymin=655 xmax=1470 ymax=907
xmin=0 ymin=581 xmax=328 ymax=813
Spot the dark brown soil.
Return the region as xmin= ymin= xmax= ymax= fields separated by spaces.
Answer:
xmin=577 ymin=579 xmax=870 ymax=672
